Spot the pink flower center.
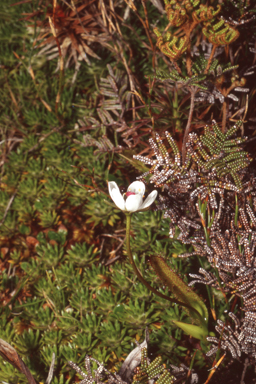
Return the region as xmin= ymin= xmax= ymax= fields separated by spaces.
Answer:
xmin=125 ymin=191 xmax=136 ymax=197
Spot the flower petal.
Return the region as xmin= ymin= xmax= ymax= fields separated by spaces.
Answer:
xmin=127 ymin=181 xmax=145 ymax=196
xmin=108 ymin=181 xmax=118 ymax=200
xmin=125 ymin=194 xmax=143 ymax=212
xmin=108 ymin=181 xmax=125 ymax=210
xmin=140 ymin=190 xmax=158 ymax=210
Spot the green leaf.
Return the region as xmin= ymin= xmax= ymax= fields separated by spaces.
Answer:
xmin=173 ymin=320 xmax=208 ymax=340
xmin=150 ymin=256 xmax=208 ymax=326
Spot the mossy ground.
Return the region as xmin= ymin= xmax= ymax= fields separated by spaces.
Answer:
xmin=0 ymin=0 xmax=256 ymax=383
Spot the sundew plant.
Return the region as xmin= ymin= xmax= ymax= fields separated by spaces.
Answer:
xmin=0 ymin=0 xmax=256 ymax=383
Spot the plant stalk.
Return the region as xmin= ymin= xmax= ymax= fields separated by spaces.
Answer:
xmin=182 ymin=87 xmax=196 ymax=164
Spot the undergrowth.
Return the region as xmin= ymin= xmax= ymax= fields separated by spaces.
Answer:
xmin=0 ymin=0 xmax=256 ymax=383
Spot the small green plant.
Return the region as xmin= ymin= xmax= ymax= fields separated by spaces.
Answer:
xmin=108 ymin=180 xmax=208 ymax=339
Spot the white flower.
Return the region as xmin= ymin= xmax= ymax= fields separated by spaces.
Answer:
xmin=108 ymin=181 xmax=157 ymax=213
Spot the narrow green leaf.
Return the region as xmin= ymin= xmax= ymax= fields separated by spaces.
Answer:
xmin=173 ymin=321 xmax=208 ymax=340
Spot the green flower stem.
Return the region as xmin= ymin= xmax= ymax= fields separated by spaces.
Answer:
xmin=125 ymin=213 xmax=202 ymax=318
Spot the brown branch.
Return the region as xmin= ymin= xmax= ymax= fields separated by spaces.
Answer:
xmin=182 ymin=87 xmax=196 ymax=164
xmin=222 ymin=100 xmax=227 ymax=133
xmin=0 ymin=339 xmax=37 ymax=384
xmin=204 ymin=45 xmax=217 ymax=74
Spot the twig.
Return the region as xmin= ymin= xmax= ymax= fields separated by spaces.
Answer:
xmin=0 ymin=339 xmax=37 ymax=384
xmin=0 ymin=192 xmax=16 ymax=226
xmin=46 ymin=353 xmax=55 ymax=384
xmin=204 ymin=353 xmax=226 ymax=384
xmin=182 ymin=87 xmax=196 ymax=164
xmin=48 ymin=1 xmax=64 ymax=120
xmin=222 ymin=101 xmax=228 ymax=133
xmin=104 ymin=255 xmax=122 ymax=266
xmin=240 ymin=358 xmax=249 ymax=384
xmin=204 ymin=45 xmax=217 ymax=74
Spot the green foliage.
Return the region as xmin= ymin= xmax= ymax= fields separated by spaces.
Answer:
xmin=150 ymin=255 xmax=208 ymax=339
xmin=14 ymin=329 xmax=41 ymax=355
xmin=94 ymin=289 xmax=126 ymax=315
xmin=1 ymin=0 xmax=256 ymax=382
xmin=202 ymin=19 xmax=239 ymax=45
xmin=84 ymin=193 xmax=121 ymax=227
xmin=129 ymin=211 xmax=172 ymax=256
xmin=113 ymin=299 xmax=161 ymax=329
xmin=110 ymin=264 xmax=134 ymax=294
xmin=69 ymin=287 xmax=96 ymax=314
xmin=36 ymin=242 xmax=65 ymax=267
xmin=66 ymin=243 xmax=99 ymax=267
xmin=154 ymin=55 xmax=240 ymax=93
xmin=135 ymin=120 xmax=251 ymax=191
xmin=155 ymin=67 xmax=208 ymax=90
xmin=1 ymin=223 xmax=191 ymax=382
xmin=97 ymin=320 xmax=132 ymax=358
xmin=191 ymin=120 xmax=251 ymax=190
xmin=154 ymin=0 xmax=239 ymax=62
xmin=149 ymin=326 xmax=178 ymax=357
xmin=132 ymin=347 xmax=174 ymax=384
